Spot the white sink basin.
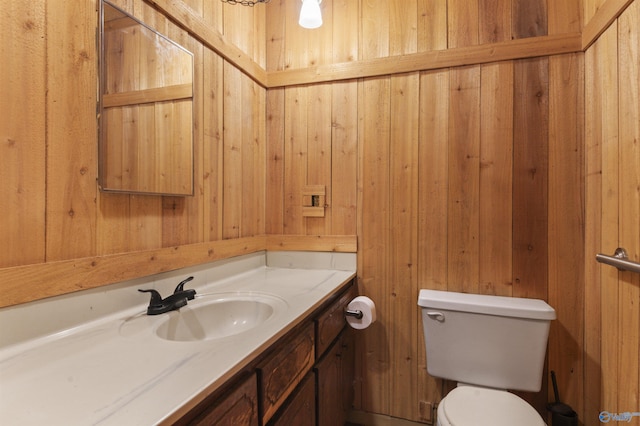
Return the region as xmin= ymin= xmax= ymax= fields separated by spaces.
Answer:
xmin=120 ymin=293 xmax=287 ymax=342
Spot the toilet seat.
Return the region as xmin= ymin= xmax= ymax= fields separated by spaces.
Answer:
xmin=437 ymin=386 xmax=546 ymax=426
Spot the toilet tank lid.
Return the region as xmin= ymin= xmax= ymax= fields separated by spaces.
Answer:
xmin=418 ymin=289 xmax=556 ymax=320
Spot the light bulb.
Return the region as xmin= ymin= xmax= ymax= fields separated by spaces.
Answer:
xmin=299 ymin=0 xmax=322 ymax=29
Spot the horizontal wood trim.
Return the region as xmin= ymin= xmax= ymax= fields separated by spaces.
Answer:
xmin=0 ymin=237 xmax=266 ymax=308
xmin=266 ymin=235 xmax=357 ymax=253
xmin=0 ymin=235 xmax=355 ymax=308
xmin=267 ymin=33 xmax=582 ymax=87
xmin=582 ymin=0 xmax=635 ymax=49
xmin=142 ymin=0 xmax=623 ymax=88
xmin=102 ymin=83 xmax=192 ymax=108
xmin=142 ymin=0 xmax=585 ymax=90
xmin=143 ymin=0 xmax=268 ymax=87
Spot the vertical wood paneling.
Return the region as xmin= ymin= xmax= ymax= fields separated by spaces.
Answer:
xmin=240 ymin=76 xmax=258 ymax=237
xmin=390 ymin=0 xmax=417 ymax=55
xmin=512 ymin=0 xmax=548 ymax=38
xmin=583 ymin=26 xmax=608 ymax=423
xmin=548 ymin=0 xmax=583 ymax=34
xmin=417 ymin=69 xmax=450 ymax=421
xmin=305 ymin=83 xmax=333 ymax=235
xmin=447 ymin=67 xmax=481 ymax=294
xmin=266 ymin=88 xmax=285 ymax=234
xmin=203 ymin=48 xmax=224 ymax=241
xmin=358 ymin=77 xmax=391 ymax=415
xmin=283 ymin=86 xmax=308 ymax=234
xmin=479 ymin=0 xmax=512 ymax=44
xmin=479 ymin=62 xmax=514 ymax=296
xmin=584 ymin=0 xmax=608 ymax=23
xmin=417 ymin=0 xmax=447 ymax=51
xmin=308 ymin=1 xmax=333 ymax=68
xmin=548 ymin=52 xmax=585 ymax=418
xmin=361 ymin=0 xmax=390 ymax=59
xmin=512 ymin=58 xmax=549 ymax=300
xmin=599 ymin=23 xmax=622 ymax=416
xmin=616 ymin=0 xmax=640 ymax=414
xmin=0 ymin=1 xmax=46 ymax=268
xmin=265 ymin=0 xmax=286 ymax=71
xmin=332 ymin=0 xmax=359 ymax=63
xmin=389 ymin=73 xmax=420 ymax=420
xmin=223 ymin=63 xmax=243 ymax=239
xmin=448 ymin=0 xmax=479 ymax=47
xmin=284 ymin=0 xmax=308 ymax=69
xmin=417 ymin=70 xmax=449 ymax=294
xmin=331 ymin=81 xmax=358 ymax=235
xmin=46 ymin=0 xmax=98 ymax=261
xmin=584 ymin=5 xmax=640 ymax=421
xmin=183 ymin=33 xmax=205 ymax=243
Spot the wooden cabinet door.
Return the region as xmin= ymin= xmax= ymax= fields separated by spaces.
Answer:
xmin=259 ymin=322 xmax=315 ymax=424
xmin=190 ymin=373 xmax=259 ymax=426
xmin=268 ymin=372 xmax=316 ymax=426
xmin=315 ymin=329 xmax=355 ymax=426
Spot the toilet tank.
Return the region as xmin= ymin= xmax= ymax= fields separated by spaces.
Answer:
xmin=418 ymin=289 xmax=556 ymax=392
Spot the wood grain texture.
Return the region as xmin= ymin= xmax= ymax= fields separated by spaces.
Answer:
xmin=267 ymin=33 xmax=582 ymax=88
xmin=582 ymin=0 xmax=635 ymax=49
xmin=144 ymin=0 xmax=267 ymax=85
xmin=46 ymin=0 xmax=98 ymax=262
xmin=479 ymin=62 xmax=514 ymax=296
xmin=512 ymin=57 xmax=549 ymax=301
xmin=583 ymin=26 xmax=607 ymax=424
xmin=4 ymin=1 xmax=640 ymax=423
xmin=266 ymin=88 xmax=285 ymax=234
xmin=330 ymin=81 xmax=358 ymax=236
xmin=548 ymin=52 xmax=585 ymax=418
xmin=512 ymin=0 xmax=548 ymax=38
xmin=388 ymin=73 xmax=420 ymax=420
xmin=0 ymin=1 xmax=46 ymax=268
xmin=358 ymin=77 xmax=391 ymax=415
xmin=259 ymin=322 xmax=314 ymax=424
xmin=616 ymin=1 xmax=640 ymax=414
xmin=447 ymin=66 xmax=481 ymax=294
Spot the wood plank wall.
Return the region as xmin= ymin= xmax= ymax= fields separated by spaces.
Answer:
xmin=1 ymin=0 xmax=266 ymax=267
xmin=264 ymin=0 xmax=636 ymax=425
xmin=1 ymin=0 xmax=638 ymax=425
xmin=585 ymin=1 xmax=640 ymax=424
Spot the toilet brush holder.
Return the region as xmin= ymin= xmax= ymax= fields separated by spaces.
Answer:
xmin=547 ymin=371 xmax=577 ymax=426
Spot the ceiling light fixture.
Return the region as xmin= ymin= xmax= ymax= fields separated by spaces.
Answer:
xmin=299 ymin=0 xmax=322 ymax=29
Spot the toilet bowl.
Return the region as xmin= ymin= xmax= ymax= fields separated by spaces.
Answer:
xmin=436 ymin=386 xmax=546 ymax=426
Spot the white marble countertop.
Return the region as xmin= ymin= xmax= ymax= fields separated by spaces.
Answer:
xmin=0 ymin=251 xmax=356 ymax=425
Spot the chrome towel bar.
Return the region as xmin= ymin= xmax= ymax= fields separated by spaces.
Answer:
xmin=595 ymin=248 xmax=640 ymax=273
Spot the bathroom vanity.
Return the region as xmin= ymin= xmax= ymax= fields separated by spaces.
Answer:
xmin=179 ymin=281 xmax=357 ymax=425
xmin=0 ymin=251 xmax=357 ymax=425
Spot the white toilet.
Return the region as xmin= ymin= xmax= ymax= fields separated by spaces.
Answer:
xmin=418 ymin=289 xmax=556 ymax=426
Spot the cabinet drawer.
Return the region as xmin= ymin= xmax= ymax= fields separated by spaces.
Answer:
xmin=315 ymin=281 xmax=357 ymax=357
xmin=259 ymin=322 xmax=315 ymax=424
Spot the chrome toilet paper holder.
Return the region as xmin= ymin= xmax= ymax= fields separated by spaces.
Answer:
xmin=345 ymin=309 xmax=363 ymax=319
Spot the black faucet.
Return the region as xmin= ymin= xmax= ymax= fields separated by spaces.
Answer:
xmin=139 ymin=276 xmax=197 ymax=315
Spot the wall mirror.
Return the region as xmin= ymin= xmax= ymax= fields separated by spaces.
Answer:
xmin=99 ymin=1 xmax=194 ymax=196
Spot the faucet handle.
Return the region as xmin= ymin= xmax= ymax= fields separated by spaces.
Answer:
xmin=174 ymin=276 xmax=196 ymax=300
xmin=138 ymin=289 xmax=163 ymax=307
